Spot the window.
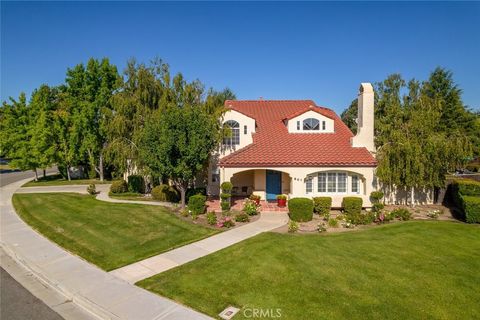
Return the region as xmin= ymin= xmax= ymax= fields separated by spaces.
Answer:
xmin=303 ymin=118 xmax=320 ymax=130
xmin=244 ymin=125 xmax=247 ymax=134
xmin=223 ymin=120 xmax=240 ymax=146
xmin=337 ymin=173 xmax=347 ymax=192
xmin=211 ymin=166 xmax=220 ymax=183
xmin=306 ymin=177 xmax=313 ymax=193
xmin=327 ymin=173 xmax=336 ymax=192
xmin=322 ymin=121 xmax=326 ymax=130
xmin=352 ymin=175 xmax=360 ymax=193
xmin=318 ymin=173 xmax=326 ymax=192
xmin=296 ymin=121 xmax=300 ymax=130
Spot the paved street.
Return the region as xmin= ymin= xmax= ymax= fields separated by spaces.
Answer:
xmin=1 ymin=168 xmax=64 ymax=320
xmin=1 ymin=267 xmax=64 ymax=320
xmin=0 ymin=167 xmax=58 ymax=187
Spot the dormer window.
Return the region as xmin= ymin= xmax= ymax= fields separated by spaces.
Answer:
xmin=223 ymin=120 xmax=240 ymax=146
xmin=303 ymin=118 xmax=320 ymax=131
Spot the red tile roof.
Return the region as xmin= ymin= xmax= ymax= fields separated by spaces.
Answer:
xmin=219 ymin=100 xmax=377 ymax=167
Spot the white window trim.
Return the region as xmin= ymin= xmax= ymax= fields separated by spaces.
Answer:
xmin=307 ymin=171 xmax=362 ymax=195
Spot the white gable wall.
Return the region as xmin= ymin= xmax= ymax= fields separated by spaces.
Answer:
xmin=220 ymin=110 xmax=256 ymax=158
xmin=287 ymin=110 xmax=334 ymax=133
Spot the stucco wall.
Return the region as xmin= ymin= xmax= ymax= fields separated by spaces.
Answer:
xmin=219 ymin=166 xmax=376 ymax=207
xmin=220 ymin=110 xmax=256 ymax=158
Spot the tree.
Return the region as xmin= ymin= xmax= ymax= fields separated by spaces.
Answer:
xmin=139 ymin=103 xmax=221 ymax=208
xmin=340 ymin=99 xmax=358 ymax=135
xmin=0 ymin=93 xmax=40 ymax=178
xmin=63 ymin=58 xmax=120 ymax=180
xmin=29 ymin=85 xmax=57 ymax=177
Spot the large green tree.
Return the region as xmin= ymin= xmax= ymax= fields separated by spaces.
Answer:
xmin=139 ymin=103 xmax=222 ymax=208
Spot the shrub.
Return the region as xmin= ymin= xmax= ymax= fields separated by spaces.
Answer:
xmin=87 ymin=184 xmax=96 ymax=195
xmin=276 ymin=194 xmax=287 ymax=200
xmin=206 ymin=212 xmax=217 ymax=225
xmin=186 ymin=187 xmax=206 ymax=202
xmin=127 ymin=175 xmax=145 ymax=194
xmin=288 ymin=198 xmax=313 ymax=222
xmin=453 ymin=179 xmax=480 ymax=196
xmin=243 ymin=199 xmax=259 ymax=216
xmin=342 ymin=197 xmax=363 ymax=216
xmin=217 ymin=216 xmax=235 ymax=228
xmin=235 ymin=213 xmax=250 ymax=222
xmin=288 ymin=220 xmax=299 ymax=233
xmin=372 ymin=202 xmax=385 ymax=213
xmin=391 ymin=208 xmax=412 ymax=221
xmin=151 ymin=184 xmax=179 ymax=202
xmin=327 ymin=218 xmax=339 ymax=228
xmin=188 ymin=194 xmax=206 ymax=215
xmin=221 ymin=181 xmax=233 ymax=193
xmin=249 ymin=194 xmax=261 ymax=201
xmin=220 ymin=193 xmax=231 ymax=200
xmin=221 ymin=201 xmax=230 ymax=211
xmin=313 ymin=197 xmax=332 ymax=216
xmin=370 ymin=191 xmax=384 ymax=203
xmin=460 ymin=195 xmax=480 ymax=223
xmin=317 ymin=223 xmax=327 ymax=233
xmin=110 ymin=180 xmax=128 ymax=194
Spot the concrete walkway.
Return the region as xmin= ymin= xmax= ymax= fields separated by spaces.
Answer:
xmin=1 ymin=179 xmax=212 ymax=320
xmin=16 ymin=183 xmax=289 ymax=284
xmin=110 ymin=211 xmax=289 ymax=284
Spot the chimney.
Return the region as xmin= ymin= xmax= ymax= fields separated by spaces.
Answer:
xmin=351 ymin=83 xmax=375 ymax=153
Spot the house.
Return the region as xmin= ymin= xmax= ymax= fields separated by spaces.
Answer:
xmin=207 ymin=83 xmax=378 ymax=207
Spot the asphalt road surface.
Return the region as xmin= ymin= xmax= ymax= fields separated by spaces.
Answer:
xmin=0 ymin=267 xmax=64 ymax=320
xmin=1 ymin=168 xmax=63 ymax=320
xmin=0 ymin=167 xmax=58 ymax=187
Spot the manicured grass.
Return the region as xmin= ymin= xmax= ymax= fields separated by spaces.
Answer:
xmin=0 ymin=164 xmax=12 ymax=170
xmin=12 ymin=193 xmax=217 ymax=270
xmin=138 ymin=221 xmax=480 ymax=320
xmin=22 ymin=174 xmax=111 ymax=187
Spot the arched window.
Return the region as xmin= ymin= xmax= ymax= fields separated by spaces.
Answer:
xmin=223 ymin=120 xmax=240 ymax=146
xmin=303 ymin=118 xmax=320 ymax=130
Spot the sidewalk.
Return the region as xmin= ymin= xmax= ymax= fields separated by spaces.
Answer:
xmin=109 ymin=211 xmax=289 ymax=284
xmin=1 ymin=179 xmax=212 ymax=320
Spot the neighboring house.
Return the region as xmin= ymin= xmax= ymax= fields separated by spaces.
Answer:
xmin=207 ymin=83 xmax=378 ymax=207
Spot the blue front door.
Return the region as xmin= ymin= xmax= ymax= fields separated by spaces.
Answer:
xmin=266 ymin=170 xmax=281 ymax=201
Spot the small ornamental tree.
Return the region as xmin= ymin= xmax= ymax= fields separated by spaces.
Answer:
xmin=139 ymin=104 xmax=221 ymax=208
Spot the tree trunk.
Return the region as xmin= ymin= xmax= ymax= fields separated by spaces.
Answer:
xmin=99 ymin=154 xmax=104 ymax=182
xmin=410 ymin=186 xmax=415 ymax=208
xmin=34 ymin=168 xmax=38 ymax=181
xmin=43 ymin=169 xmax=46 ymax=178
xmin=66 ymin=166 xmax=71 ymax=181
xmin=180 ymin=186 xmax=186 ymax=209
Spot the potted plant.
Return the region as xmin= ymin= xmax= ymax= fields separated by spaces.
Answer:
xmin=276 ymin=194 xmax=287 ymax=207
xmin=249 ymin=194 xmax=261 ymax=205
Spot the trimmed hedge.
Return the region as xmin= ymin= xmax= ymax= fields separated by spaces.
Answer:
xmin=453 ymin=179 xmax=480 ymax=196
xmin=342 ymin=197 xmax=363 ymax=216
xmin=127 ymin=175 xmax=145 ymax=194
xmin=151 ymin=184 xmax=179 ymax=202
xmin=110 ymin=180 xmax=128 ymax=194
xmin=451 ymin=179 xmax=480 ymax=223
xmin=188 ymin=194 xmax=206 ymax=215
xmin=457 ymin=195 xmax=480 ymax=223
xmin=221 ymin=181 xmax=233 ymax=193
xmin=288 ymin=198 xmax=313 ymax=222
xmin=313 ymin=197 xmax=332 ymax=216
xmin=186 ymin=187 xmax=206 ymax=202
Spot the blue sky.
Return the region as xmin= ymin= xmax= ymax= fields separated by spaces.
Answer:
xmin=1 ymin=1 xmax=479 ymax=114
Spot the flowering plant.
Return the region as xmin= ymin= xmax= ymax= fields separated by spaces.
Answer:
xmin=216 ymin=216 xmax=235 ymax=228
xmin=243 ymin=199 xmax=260 ymax=216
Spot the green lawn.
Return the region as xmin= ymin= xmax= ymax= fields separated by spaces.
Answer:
xmin=109 ymin=192 xmax=157 ymax=202
xmin=12 ymin=193 xmax=217 ymax=270
xmin=138 ymin=221 xmax=480 ymax=320
xmin=22 ymin=174 xmax=111 ymax=187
